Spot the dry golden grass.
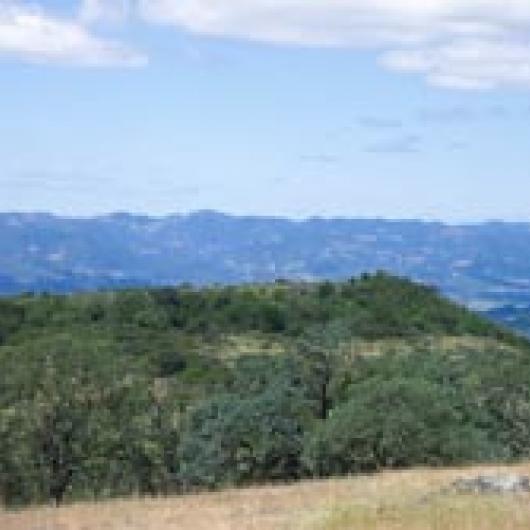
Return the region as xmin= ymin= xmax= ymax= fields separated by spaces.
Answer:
xmin=202 ymin=333 xmax=511 ymax=362
xmin=346 ymin=335 xmax=520 ymax=358
xmin=201 ymin=332 xmax=289 ymax=360
xmin=3 ymin=462 xmax=530 ymax=530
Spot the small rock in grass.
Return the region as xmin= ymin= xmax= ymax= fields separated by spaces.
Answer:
xmin=451 ymin=474 xmax=530 ymax=494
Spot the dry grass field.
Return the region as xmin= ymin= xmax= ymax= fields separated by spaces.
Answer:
xmin=3 ymin=463 xmax=530 ymax=530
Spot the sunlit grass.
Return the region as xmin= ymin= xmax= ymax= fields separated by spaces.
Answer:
xmin=3 ymin=463 xmax=530 ymax=530
xmin=318 ymin=495 xmax=530 ymax=530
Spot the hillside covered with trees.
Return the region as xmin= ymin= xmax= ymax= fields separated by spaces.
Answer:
xmin=1 ymin=273 xmax=530 ymax=507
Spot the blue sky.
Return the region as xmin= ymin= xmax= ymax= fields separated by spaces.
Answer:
xmin=1 ymin=0 xmax=530 ymax=221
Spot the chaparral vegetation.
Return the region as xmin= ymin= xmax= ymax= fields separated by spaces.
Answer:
xmin=1 ymin=273 xmax=530 ymax=508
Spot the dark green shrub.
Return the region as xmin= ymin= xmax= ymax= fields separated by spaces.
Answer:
xmin=177 ymin=386 xmax=310 ymax=490
xmin=303 ymin=379 xmax=496 ymax=477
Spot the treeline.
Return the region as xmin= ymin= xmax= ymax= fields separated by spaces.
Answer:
xmin=0 ymin=272 xmax=516 ymax=343
xmin=0 ymin=273 xmax=529 ymax=507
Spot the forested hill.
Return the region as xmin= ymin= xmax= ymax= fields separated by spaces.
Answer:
xmin=0 ymin=272 xmax=519 ymax=348
xmin=2 ymin=274 xmax=530 ymax=508
xmin=2 ymin=212 xmax=530 ymax=335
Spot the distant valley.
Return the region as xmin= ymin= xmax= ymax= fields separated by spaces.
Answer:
xmin=1 ymin=211 xmax=530 ymax=333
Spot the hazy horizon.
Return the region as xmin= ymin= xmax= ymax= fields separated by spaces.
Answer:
xmin=3 ymin=208 xmax=530 ymax=227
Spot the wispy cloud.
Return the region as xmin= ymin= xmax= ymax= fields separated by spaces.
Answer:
xmin=136 ymin=0 xmax=530 ymax=90
xmin=358 ymin=116 xmax=404 ymax=129
xmin=299 ymin=154 xmax=340 ymax=165
xmin=2 ymin=171 xmax=112 ymax=193
xmin=364 ymin=134 xmax=421 ymax=154
xmin=447 ymin=140 xmax=468 ymax=151
xmin=0 ymin=1 xmax=145 ymax=67
xmin=416 ymin=103 xmax=519 ymax=124
xmin=79 ymin=0 xmax=131 ymax=24
xmin=417 ymin=105 xmax=476 ymax=124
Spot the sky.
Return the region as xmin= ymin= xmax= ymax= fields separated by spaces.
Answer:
xmin=1 ymin=0 xmax=530 ymax=222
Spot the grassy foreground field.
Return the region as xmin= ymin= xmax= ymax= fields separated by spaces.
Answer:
xmin=3 ymin=463 xmax=530 ymax=530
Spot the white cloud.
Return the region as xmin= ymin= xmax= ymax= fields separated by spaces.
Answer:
xmin=383 ymin=39 xmax=530 ymax=90
xmin=0 ymin=1 xmax=146 ymax=67
xmin=136 ymin=0 xmax=530 ymax=89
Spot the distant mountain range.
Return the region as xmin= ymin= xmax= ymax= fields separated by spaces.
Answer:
xmin=1 ymin=211 xmax=530 ymax=333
